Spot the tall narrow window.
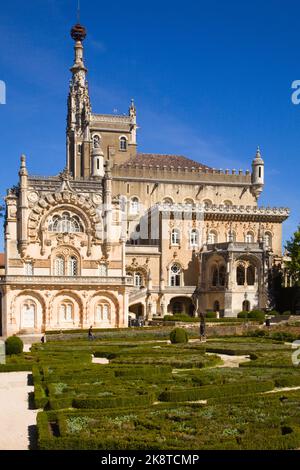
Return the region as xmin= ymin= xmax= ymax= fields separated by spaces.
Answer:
xmin=170 ymin=264 xmax=181 ymax=287
xmin=236 ymin=265 xmax=245 ymax=286
xmin=247 ymin=265 xmax=255 ymax=286
xmin=219 ymin=266 xmax=226 ymax=286
xmin=54 ymin=257 xmax=65 ymax=276
xmin=134 ymin=272 xmax=143 ymax=287
xmin=25 ymin=262 xmax=33 ymax=276
xmin=245 ymin=232 xmax=254 ymax=243
xmin=68 ymin=257 xmax=78 ymax=276
xmin=208 ymin=231 xmax=217 ymax=244
xmin=61 ymin=303 xmax=73 ymax=322
xmin=190 ymin=229 xmax=199 ymax=247
xmin=120 ymin=136 xmax=127 ymax=151
xmin=171 ymin=228 xmax=180 ymax=245
xmin=265 ymin=232 xmax=272 ymax=248
xmin=130 ymin=197 xmax=139 ymax=215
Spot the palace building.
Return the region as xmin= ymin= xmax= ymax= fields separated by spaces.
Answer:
xmin=0 ymin=23 xmax=289 ymax=335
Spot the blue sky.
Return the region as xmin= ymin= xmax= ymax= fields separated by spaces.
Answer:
xmin=0 ymin=0 xmax=299 ymax=251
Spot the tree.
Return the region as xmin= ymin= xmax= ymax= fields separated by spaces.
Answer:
xmin=285 ymin=225 xmax=300 ymax=286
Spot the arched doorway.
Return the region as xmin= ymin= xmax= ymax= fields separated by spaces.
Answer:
xmin=168 ymin=297 xmax=195 ymax=317
xmin=242 ymin=300 xmax=250 ymax=312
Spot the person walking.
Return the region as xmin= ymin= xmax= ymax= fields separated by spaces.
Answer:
xmin=88 ymin=325 xmax=95 ymax=341
xmin=199 ymin=313 xmax=206 ymax=342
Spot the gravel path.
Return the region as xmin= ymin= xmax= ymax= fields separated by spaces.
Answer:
xmin=0 ymin=372 xmax=38 ymax=450
xmin=206 ymin=352 xmax=251 ymax=368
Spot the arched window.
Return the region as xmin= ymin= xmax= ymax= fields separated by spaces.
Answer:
xmin=242 ymin=300 xmax=250 ymax=312
xmin=203 ymin=199 xmax=212 ymax=207
xmin=265 ymin=232 xmax=272 ymax=248
xmin=211 ymin=265 xmax=226 ymax=287
xmin=21 ymin=301 xmax=36 ymax=328
xmin=99 ymin=264 xmax=108 ymax=276
xmin=163 ymin=197 xmax=173 ymax=204
xmin=68 ymin=256 xmax=78 ymax=276
xmin=134 ymin=272 xmax=143 ymax=287
xmin=54 ymin=257 xmax=65 ymax=276
xmin=213 ymin=300 xmax=220 ymax=312
xmin=48 ymin=213 xmax=83 ymax=233
xmin=171 ymin=228 xmax=180 ymax=245
xmin=93 ymin=134 xmax=101 ymax=149
xmin=208 ymin=230 xmax=217 ymax=244
xmin=184 ymin=198 xmax=194 ymax=205
xmin=60 ymin=303 xmax=73 ymax=322
xmin=95 ymin=304 xmax=111 ymax=322
xmin=190 ymin=229 xmax=199 ymax=247
xmin=170 ymin=263 xmax=181 ymax=287
xmin=237 ymin=265 xmax=245 ymax=285
xmin=245 ymin=231 xmax=254 ymax=243
xmin=120 ymin=136 xmax=128 ymax=151
xmin=247 ymin=265 xmax=255 ymax=285
xmin=130 ymin=197 xmax=139 ymax=215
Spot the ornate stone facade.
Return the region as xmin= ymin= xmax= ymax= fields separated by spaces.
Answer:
xmin=0 ymin=23 xmax=289 ymax=335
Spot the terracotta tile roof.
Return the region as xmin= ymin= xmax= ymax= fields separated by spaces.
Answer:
xmin=0 ymin=253 xmax=5 ymax=267
xmin=123 ymin=153 xmax=210 ymax=170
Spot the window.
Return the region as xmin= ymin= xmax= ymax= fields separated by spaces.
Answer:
xmin=54 ymin=257 xmax=65 ymax=276
xmin=184 ymin=198 xmax=194 ymax=205
xmin=208 ymin=231 xmax=217 ymax=244
xmin=25 ymin=262 xmax=33 ymax=276
xmin=203 ymin=199 xmax=212 ymax=207
xmin=99 ymin=264 xmax=108 ymax=276
xmin=170 ymin=263 xmax=181 ymax=287
xmin=190 ymin=229 xmax=199 ymax=247
xmin=163 ymin=197 xmax=173 ymax=204
xmin=93 ymin=135 xmax=101 ymax=149
xmin=237 ymin=265 xmax=245 ymax=286
xmin=60 ymin=303 xmax=73 ymax=322
xmin=134 ymin=272 xmax=143 ymax=287
xmin=227 ymin=231 xmax=236 ymax=242
xmin=245 ymin=232 xmax=254 ymax=243
xmin=48 ymin=213 xmax=83 ymax=233
xmin=259 ymin=167 xmax=261 ymax=178
xmin=95 ymin=304 xmax=111 ymax=322
xmin=21 ymin=302 xmax=36 ymax=328
xmin=246 ymin=265 xmax=255 ymax=285
xmin=68 ymin=256 xmax=78 ymax=276
xmin=130 ymin=197 xmax=139 ymax=215
xmin=120 ymin=136 xmax=127 ymax=151
xmin=242 ymin=300 xmax=250 ymax=312
xmin=211 ymin=265 xmax=226 ymax=287
xmin=171 ymin=228 xmax=180 ymax=245
xmin=213 ymin=300 xmax=220 ymax=312
xmin=265 ymin=232 xmax=272 ymax=248
xmin=173 ymin=302 xmax=183 ymax=314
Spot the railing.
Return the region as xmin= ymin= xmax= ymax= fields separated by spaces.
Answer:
xmin=0 ymin=275 xmax=134 ymax=286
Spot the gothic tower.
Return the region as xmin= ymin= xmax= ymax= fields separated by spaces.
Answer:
xmin=67 ymin=23 xmax=92 ymax=179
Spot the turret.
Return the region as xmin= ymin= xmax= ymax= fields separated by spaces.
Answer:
xmin=91 ymin=135 xmax=104 ymax=177
xmin=251 ymin=146 xmax=264 ymax=200
xmin=18 ymin=154 xmax=28 ymax=256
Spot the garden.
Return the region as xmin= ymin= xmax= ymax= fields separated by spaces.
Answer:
xmin=2 ymin=326 xmax=300 ymax=450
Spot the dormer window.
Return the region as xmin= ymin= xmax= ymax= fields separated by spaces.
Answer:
xmin=120 ymin=136 xmax=128 ymax=151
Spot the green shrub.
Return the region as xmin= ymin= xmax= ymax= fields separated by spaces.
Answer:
xmin=163 ymin=314 xmax=198 ymax=323
xmin=270 ymin=332 xmax=296 ymax=343
xmin=249 ymin=310 xmax=265 ymax=321
xmin=283 ymin=311 xmax=291 ymax=316
xmin=158 ymin=380 xmax=274 ymax=402
xmin=34 ymin=384 xmax=49 ymax=409
xmin=5 ymin=336 xmax=23 ymax=355
xmin=170 ymin=328 xmax=188 ymax=344
xmin=206 ymin=311 xmax=217 ymax=318
xmin=269 ymin=310 xmax=280 ymax=317
xmin=238 ymin=311 xmax=249 ymax=318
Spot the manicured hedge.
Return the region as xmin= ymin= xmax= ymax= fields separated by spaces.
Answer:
xmin=5 ymin=336 xmax=23 ymax=355
xmin=72 ymin=393 xmax=155 ymax=410
xmin=170 ymin=328 xmax=188 ymax=344
xmin=0 ymin=364 xmax=32 ymax=372
xmin=158 ymin=380 xmax=274 ymax=402
xmin=34 ymin=384 xmax=49 ymax=409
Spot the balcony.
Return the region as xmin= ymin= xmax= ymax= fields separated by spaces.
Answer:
xmin=0 ymin=275 xmax=134 ymax=287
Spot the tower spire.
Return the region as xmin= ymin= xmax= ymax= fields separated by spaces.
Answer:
xmin=67 ymin=20 xmax=91 ymax=178
xmin=77 ymin=0 xmax=80 ymax=23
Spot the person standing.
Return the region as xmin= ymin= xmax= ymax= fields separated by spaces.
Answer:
xmin=199 ymin=313 xmax=206 ymax=342
xmin=88 ymin=325 xmax=95 ymax=341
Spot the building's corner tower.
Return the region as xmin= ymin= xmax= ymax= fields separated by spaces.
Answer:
xmin=251 ymin=146 xmax=264 ymax=200
xmin=66 ymin=23 xmax=91 ymax=179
